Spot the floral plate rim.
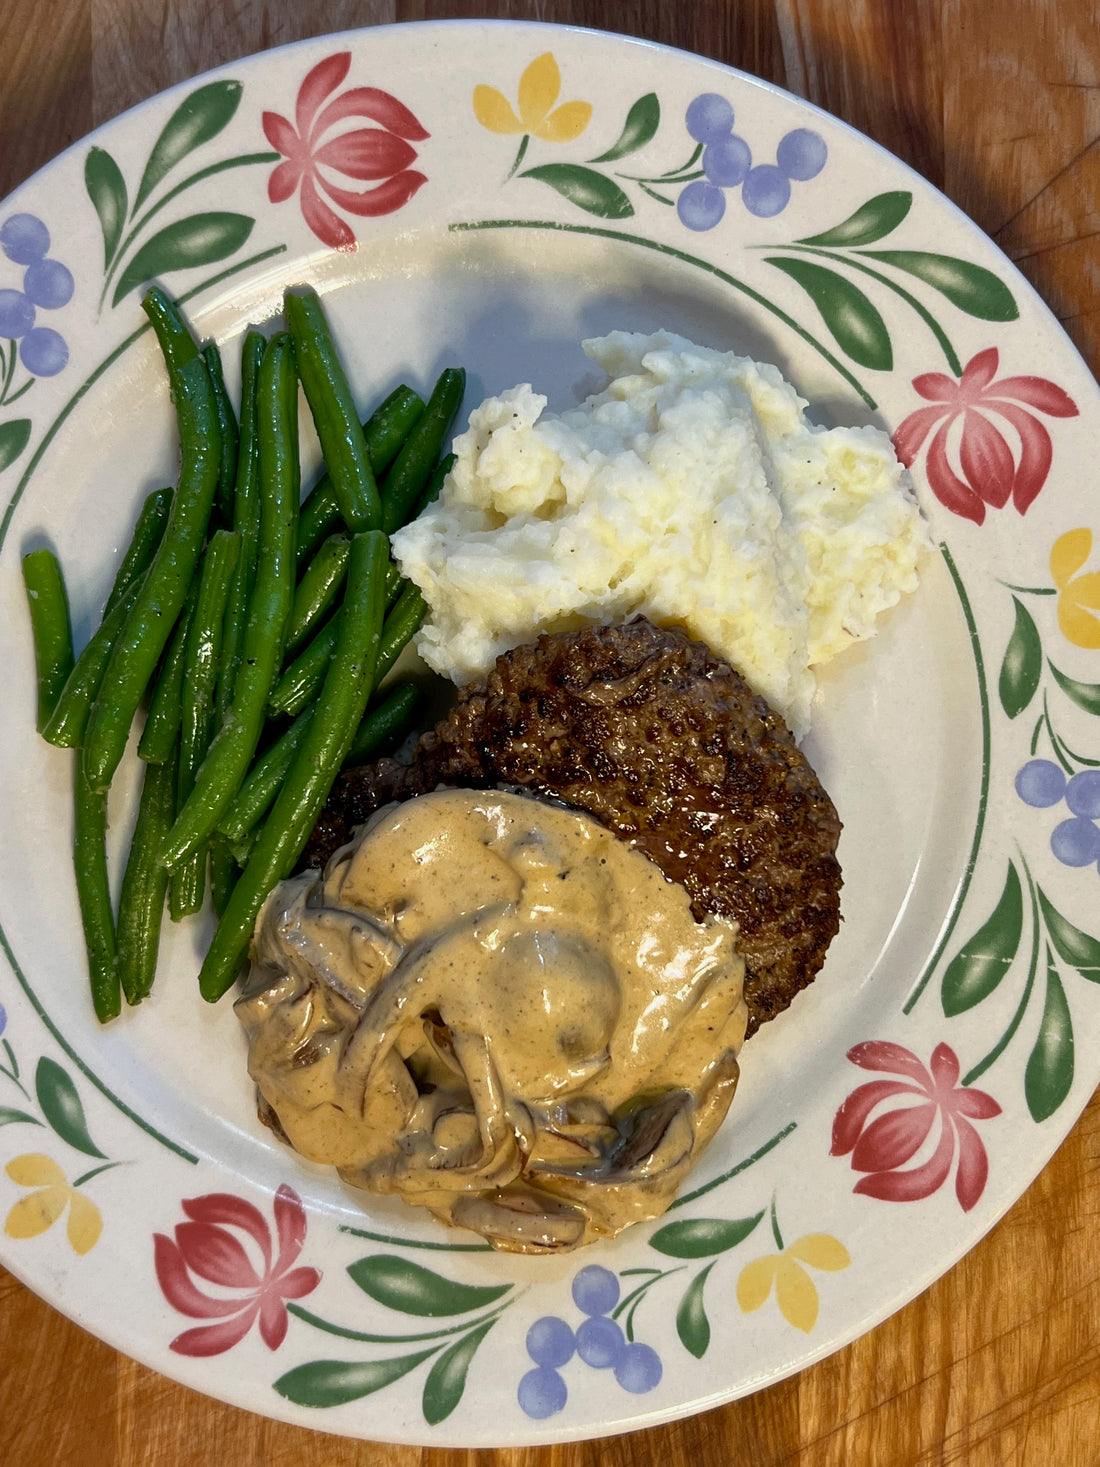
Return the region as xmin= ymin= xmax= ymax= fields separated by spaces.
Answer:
xmin=0 ymin=18 xmax=1099 ymax=1447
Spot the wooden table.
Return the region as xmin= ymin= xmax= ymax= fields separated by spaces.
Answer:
xmin=1 ymin=2 xmax=1098 ymax=1464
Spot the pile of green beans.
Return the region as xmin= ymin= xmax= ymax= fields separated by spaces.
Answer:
xmin=22 ymin=284 xmax=463 ymax=1020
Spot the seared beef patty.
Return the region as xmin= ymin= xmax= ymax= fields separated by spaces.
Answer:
xmin=304 ymin=618 xmax=842 ymax=1036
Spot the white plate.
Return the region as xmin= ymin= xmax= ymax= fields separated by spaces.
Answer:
xmin=1 ymin=19 xmax=1098 ymax=1446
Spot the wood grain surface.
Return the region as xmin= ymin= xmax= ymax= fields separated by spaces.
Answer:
xmin=1 ymin=2 xmax=1098 ymax=1464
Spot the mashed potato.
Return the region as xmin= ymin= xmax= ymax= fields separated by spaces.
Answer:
xmin=391 ymin=331 xmax=930 ymax=735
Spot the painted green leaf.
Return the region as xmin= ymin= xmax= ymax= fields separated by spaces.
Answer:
xmin=1038 ymin=889 xmax=1100 ymax=982
xmin=589 ymin=93 xmax=660 ymax=163
xmin=0 ymin=419 xmax=31 ymax=473
xmin=1025 ymin=949 xmax=1074 ymax=1121
xmin=765 ymin=257 xmax=892 ymax=370
xmin=998 ymin=597 xmax=1042 ymax=718
xmin=273 ymin=1347 xmax=437 ymax=1408
xmin=0 ymin=1106 xmax=42 ymax=1128
xmin=520 ymin=164 xmax=634 ymax=219
xmin=347 ymin=1255 xmax=512 ymax=1317
xmin=941 ymin=862 xmax=1023 ymax=1016
xmin=85 ymin=147 xmax=128 ymax=270
xmin=1048 ymin=661 xmax=1100 ymax=716
xmin=675 ymin=1263 xmax=715 ymax=1359
xmin=134 ymin=79 xmax=243 ymax=212
xmin=35 ymin=1057 xmax=105 ymax=1158
xmin=422 ymin=1318 xmax=497 ymax=1425
xmin=111 ymin=213 xmax=255 ymax=306
xmin=649 ymin=1211 xmax=764 ymax=1258
xmin=797 ymin=191 xmax=912 ymax=247
xmin=861 ymin=250 xmax=1018 ymax=321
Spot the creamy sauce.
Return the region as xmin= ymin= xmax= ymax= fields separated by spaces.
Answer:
xmin=236 ymin=789 xmax=748 ymax=1253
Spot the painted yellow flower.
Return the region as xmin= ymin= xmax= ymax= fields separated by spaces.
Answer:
xmin=473 ymin=52 xmax=592 ymax=143
xmin=1050 ymin=528 xmax=1100 ymax=649
xmin=736 ymin=1233 xmax=850 ymax=1333
xmin=5 ymin=1154 xmax=102 ymax=1255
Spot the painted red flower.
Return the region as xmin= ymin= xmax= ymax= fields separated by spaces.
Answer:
xmin=153 ymin=1185 xmax=320 ymax=1356
xmin=830 ymin=1041 xmax=1001 ymax=1212
xmin=893 ymin=348 xmax=1078 ymax=526
xmin=263 ymin=51 xmax=429 ymax=251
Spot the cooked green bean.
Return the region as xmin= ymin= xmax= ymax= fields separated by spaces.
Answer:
xmin=199 ymin=530 xmax=388 ymax=1002
xmin=43 ymin=491 xmax=171 ymax=749
xmin=343 ymin=680 xmax=421 ymax=765
xmin=384 ymin=559 xmax=403 ymax=609
xmin=362 ymin=384 xmax=428 ymax=475
xmin=219 ymin=678 xmax=420 ymax=853
xmin=82 ymin=344 xmax=221 ymax=792
xmin=117 ymin=749 xmax=176 ymax=1005
xmin=168 ymin=862 xmax=199 ymax=924
xmin=142 ymin=284 xmax=199 ymax=374
xmin=217 ymin=715 xmax=311 ymax=852
xmin=416 ymin=451 xmax=456 ymax=516
xmin=171 ymin=529 xmax=239 ymax=918
xmin=375 ymin=581 xmax=428 ymax=681
xmin=103 ymin=487 xmax=172 ymax=617
xmin=202 ymin=342 xmax=239 ymax=528
xmin=294 ymin=488 xmax=339 ymax=575
xmin=379 ymin=369 xmax=465 ymax=534
xmin=219 ymin=331 xmax=266 ymax=710
xmin=268 ymin=576 xmax=425 ymax=720
xmin=267 ymin=614 xmax=338 ymax=719
xmin=285 ymin=533 xmax=349 ymax=656
xmin=208 ymin=837 xmax=238 ymax=917
xmin=226 ymin=829 xmax=257 ymax=867
xmin=294 ymin=492 xmax=342 ymax=574
xmin=137 ymin=580 xmax=196 ymax=763
xmin=74 ymin=756 xmax=119 ymax=1022
xmin=285 ymin=286 xmax=380 ymax=533
xmin=295 ymin=385 xmax=424 ymax=568
xmin=42 ymin=575 xmax=145 ymax=750
xmin=160 ymin=332 xmax=298 ymax=868
xmin=206 ymin=333 xmax=266 ymax=922
xmin=22 ymin=548 xmax=74 ymax=734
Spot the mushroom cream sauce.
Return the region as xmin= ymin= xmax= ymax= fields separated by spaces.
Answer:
xmin=237 ymin=789 xmax=748 ymax=1253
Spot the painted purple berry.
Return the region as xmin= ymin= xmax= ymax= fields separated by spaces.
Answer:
xmin=614 ymin=1341 xmax=663 ymax=1393
xmin=776 ymin=128 xmax=828 ymax=181
xmin=23 ymin=258 xmax=74 ymax=310
xmin=571 ymin=1264 xmax=620 ymax=1316
xmin=526 ymin=1316 xmax=575 ymax=1367
xmin=685 ymin=93 xmax=734 ymax=144
xmin=1015 ymin=759 xmax=1066 ymax=808
xmin=1065 ymin=770 xmax=1100 ymax=820
xmin=703 ymin=133 xmax=752 ymax=188
xmin=742 ymin=164 xmax=792 ymax=217
xmin=20 ymin=326 xmax=68 ymax=377
xmin=1051 ymin=816 xmax=1100 ymax=868
xmin=517 ymin=1366 xmax=567 ymax=1418
xmin=677 ymin=179 xmax=726 ymax=231
xmin=576 ymin=1315 xmax=625 ymax=1369
xmin=0 ymin=213 xmax=50 ymax=265
xmin=0 ymin=288 xmax=35 ymax=339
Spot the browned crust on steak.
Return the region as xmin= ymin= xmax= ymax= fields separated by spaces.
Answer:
xmin=305 ymin=619 xmax=842 ymax=1036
